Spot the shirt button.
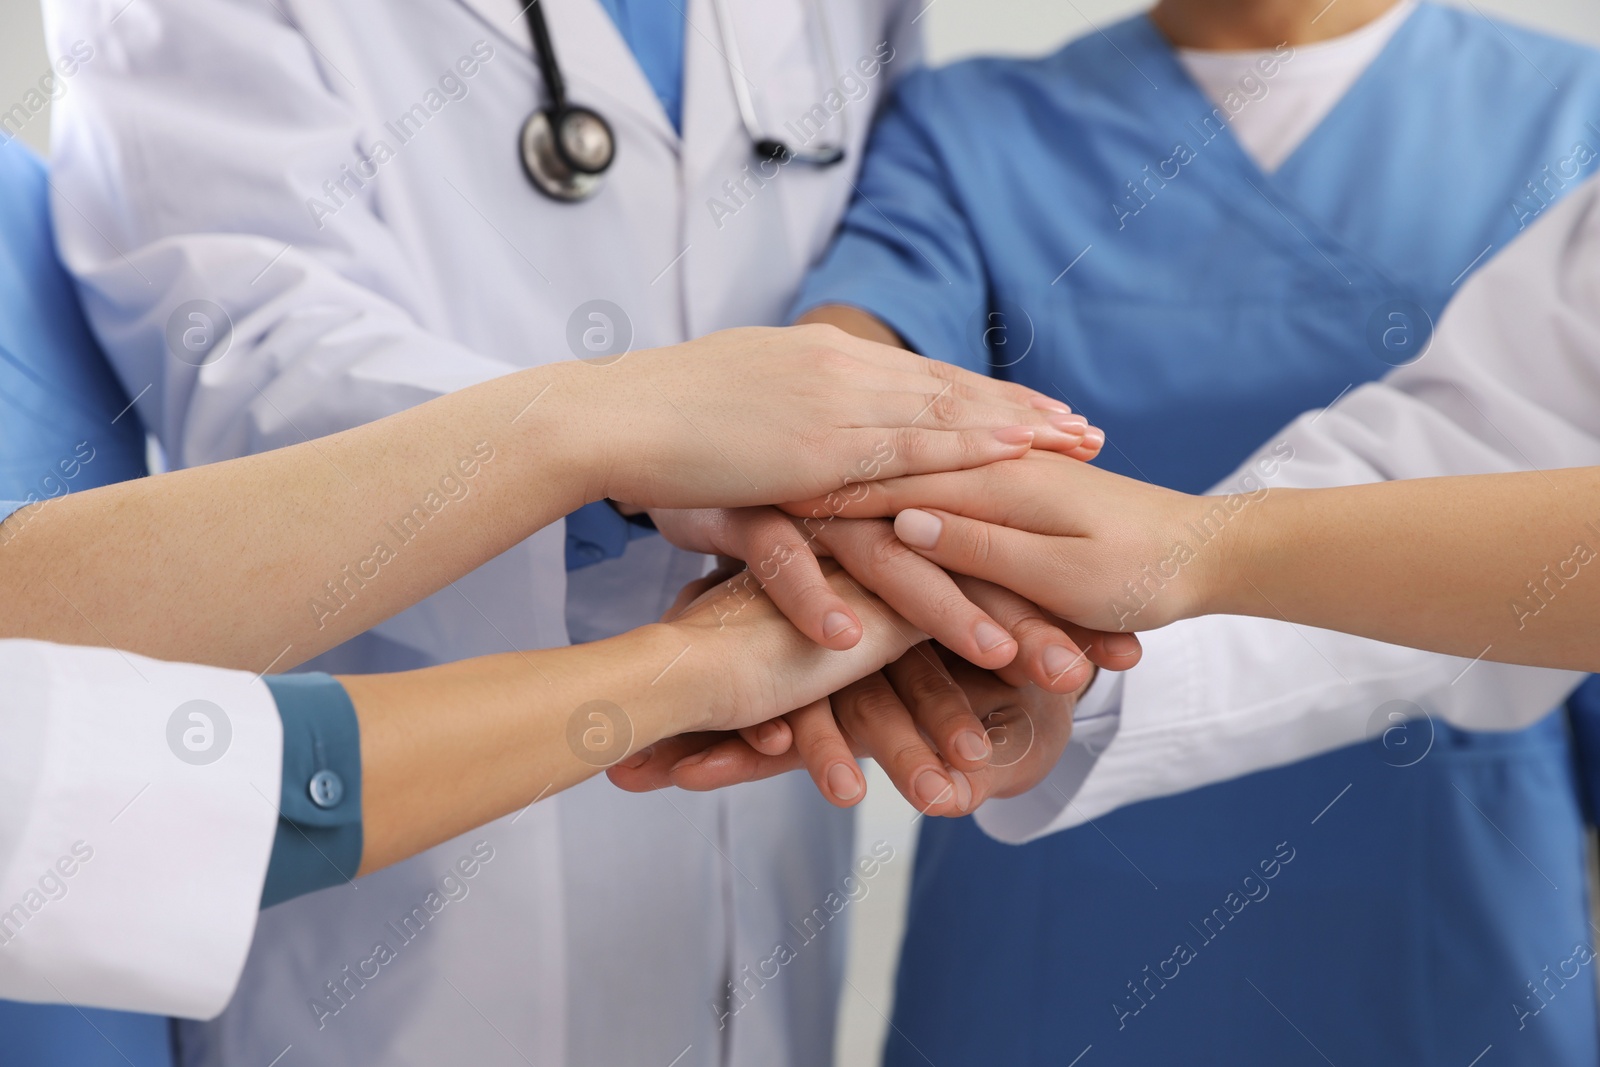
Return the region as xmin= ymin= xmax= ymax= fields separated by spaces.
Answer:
xmin=308 ymin=769 xmax=344 ymax=809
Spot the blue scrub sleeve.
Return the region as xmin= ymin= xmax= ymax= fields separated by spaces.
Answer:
xmin=260 ymin=673 xmax=363 ymax=908
xmin=789 ymin=77 xmax=989 ymax=371
xmin=0 ymin=500 xmax=24 ymax=524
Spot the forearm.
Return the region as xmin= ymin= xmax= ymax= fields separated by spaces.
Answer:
xmin=350 ymin=565 xmax=923 ymax=874
xmin=1213 ymin=467 xmax=1600 ymax=670
xmin=347 ymin=622 xmax=698 ymax=874
xmin=0 ymin=362 xmax=603 ymax=671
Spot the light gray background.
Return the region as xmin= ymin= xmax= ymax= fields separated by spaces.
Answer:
xmin=3 ymin=0 xmax=1599 ymax=1064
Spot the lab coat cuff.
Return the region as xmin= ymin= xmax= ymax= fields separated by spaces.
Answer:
xmin=260 ymin=673 xmax=363 ymax=908
xmin=0 ymin=641 xmax=282 ymax=1018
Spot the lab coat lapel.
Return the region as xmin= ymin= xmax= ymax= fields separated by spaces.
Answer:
xmin=678 ymin=0 xmax=880 ymax=338
xmin=449 ymin=0 xmax=677 ymax=147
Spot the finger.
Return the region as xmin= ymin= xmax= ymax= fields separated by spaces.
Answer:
xmin=816 ymin=327 xmax=1075 ymax=414
xmin=815 ymin=518 xmax=1019 ymax=670
xmin=958 ymin=579 xmax=1094 ymax=693
xmin=1064 ymin=424 xmax=1105 ymax=461
xmin=834 ymin=670 xmax=974 ymax=816
xmin=936 ymin=649 xmax=1064 ymax=801
xmin=606 ymin=732 xmax=725 ymax=792
xmin=893 ymin=507 xmax=1073 ymax=618
xmin=787 ymin=698 xmax=867 ymax=807
xmin=733 ymin=508 xmax=862 ymax=650
xmin=785 ymin=450 xmax=1073 ymax=525
xmin=738 ymin=717 xmax=794 ymax=756
xmin=670 ymin=736 xmax=805 ymax=791
xmin=883 ymin=643 xmax=993 ymax=772
xmin=955 ymin=577 xmax=1095 ymax=694
xmin=1066 ymin=624 xmax=1143 ymax=672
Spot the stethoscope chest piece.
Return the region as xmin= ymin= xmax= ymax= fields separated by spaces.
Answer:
xmin=520 ymin=105 xmax=614 ymax=202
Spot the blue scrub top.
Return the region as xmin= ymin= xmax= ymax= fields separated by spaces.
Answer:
xmin=0 ymin=140 xmax=170 ymax=1067
xmin=797 ymin=5 xmax=1600 ymax=1064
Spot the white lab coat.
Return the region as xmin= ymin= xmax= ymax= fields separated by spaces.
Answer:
xmin=977 ymin=172 xmax=1600 ymax=845
xmin=0 ymin=640 xmax=281 ymax=1019
xmin=45 ymin=0 xmax=915 ymax=1064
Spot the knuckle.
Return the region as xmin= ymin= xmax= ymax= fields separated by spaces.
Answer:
xmin=926 ymin=391 xmax=960 ymax=428
xmin=890 ymin=425 xmax=929 ymax=468
xmin=902 ymin=669 xmax=958 ymax=706
xmin=928 ymin=585 xmax=977 ymax=623
xmin=808 ymin=336 xmax=855 ymax=374
xmin=843 ymin=684 xmax=907 ymax=730
xmin=861 ymin=525 xmax=914 ymax=572
xmin=1009 ymin=614 xmax=1062 ymax=647
xmin=886 ymin=738 xmax=938 ymax=774
xmin=961 ymin=520 xmax=995 ymax=569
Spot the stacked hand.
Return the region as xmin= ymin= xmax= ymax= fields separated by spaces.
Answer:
xmin=610 ymin=458 xmax=1147 ymax=816
xmin=789 ymin=449 xmax=1223 ymax=633
xmin=575 ymin=327 xmax=1163 ymax=816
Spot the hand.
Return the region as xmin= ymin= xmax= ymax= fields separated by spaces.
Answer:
xmin=608 ymin=644 xmax=1089 ymax=815
xmin=647 ymin=506 xmax=1136 ymax=675
xmin=570 ymin=323 xmax=1100 ymax=510
xmin=657 ymin=560 xmax=930 ymax=736
xmin=784 ymin=449 xmax=1226 ymax=632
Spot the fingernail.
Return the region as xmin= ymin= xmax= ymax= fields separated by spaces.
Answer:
xmin=895 ymin=508 xmax=942 ymax=550
xmin=822 ymin=611 xmax=856 ymax=639
xmin=672 ymin=751 xmax=709 ymax=771
xmin=1028 ymin=396 xmax=1073 ymax=414
xmin=914 ymin=769 xmax=953 ymax=808
xmin=993 ymin=425 xmax=1035 ymax=446
xmin=827 ymin=762 xmax=863 ymax=801
xmin=756 ymin=721 xmax=784 ymax=747
xmin=949 ymin=769 xmax=974 ymax=812
xmin=954 ymin=730 xmax=990 ymax=763
xmin=1083 ymin=427 xmax=1106 ymax=449
xmin=619 ymin=747 xmax=652 ymax=770
xmin=1105 ymin=633 xmax=1141 ymax=656
xmin=1048 ymin=413 xmax=1089 ymax=434
xmin=1043 ymin=644 xmax=1081 ymax=679
xmin=975 ymin=620 xmax=1012 ymax=652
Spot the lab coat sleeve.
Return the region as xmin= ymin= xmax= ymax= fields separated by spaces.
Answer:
xmin=975 ymin=173 xmax=1600 ymax=844
xmin=44 ymin=0 xmax=520 ymax=468
xmin=0 ymin=639 xmax=282 ymax=1018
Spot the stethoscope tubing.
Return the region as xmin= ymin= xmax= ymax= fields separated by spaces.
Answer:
xmin=520 ymin=0 xmax=846 ymax=200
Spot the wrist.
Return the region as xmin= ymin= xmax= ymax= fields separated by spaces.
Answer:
xmin=561 ymin=344 xmax=677 ymax=507
xmin=615 ymin=621 xmax=724 ymax=741
xmin=1196 ymin=486 xmax=1289 ymax=619
xmin=534 ymin=360 xmax=622 ymax=508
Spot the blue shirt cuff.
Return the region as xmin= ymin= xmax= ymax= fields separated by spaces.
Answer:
xmin=260 ymin=672 xmax=363 ymax=908
xmin=565 ymin=498 xmax=657 ymax=571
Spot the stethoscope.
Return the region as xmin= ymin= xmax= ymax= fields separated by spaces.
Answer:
xmin=519 ymin=0 xmax=847 ymax=201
